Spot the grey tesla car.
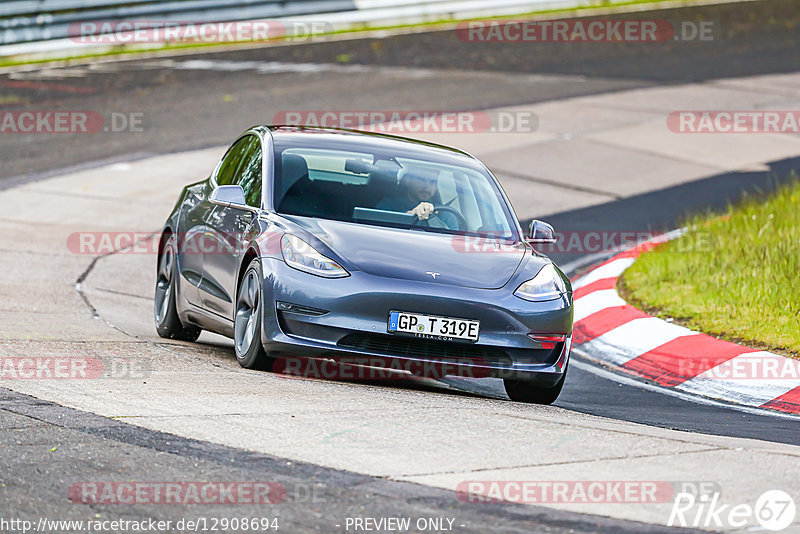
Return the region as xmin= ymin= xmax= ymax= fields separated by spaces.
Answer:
xmin=155 ymin=126 xmax=573 ymax=403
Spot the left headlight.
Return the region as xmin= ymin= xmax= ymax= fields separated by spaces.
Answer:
xmin=514 ymin=263 xmax=567 ymax=302
xmin=281 ymin=234 xmax=350 ymax=278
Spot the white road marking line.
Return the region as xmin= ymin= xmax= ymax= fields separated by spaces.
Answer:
xmin=8 ymin=57 xmax=589 ymax=84
xmin=675 ymin=351 xmax=800 ymax=407
xmin=579 ymin=317 xmax=699 ymax=367
xmin=569 ymin=354 xmax=800 ymax=420
xmin=573 ymin=288 xmax=626 ymax=323
xmin=572 ymin=257 xmax=635 ymax=290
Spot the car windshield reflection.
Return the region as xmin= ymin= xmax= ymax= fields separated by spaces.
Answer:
xmin=274 ymin=144 xmax=519 ymax=240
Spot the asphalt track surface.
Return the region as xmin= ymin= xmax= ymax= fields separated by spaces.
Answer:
xmin=2 ymin=387 xmax=709 ymax=534
xmin=1 ymin=0 xmax=799 ymax=531
xmin=3 ymin=0 xmax=800 ymax=182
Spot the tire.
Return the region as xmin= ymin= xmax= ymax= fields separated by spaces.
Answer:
xmin=234 ymin=258 xmax=273 ymax=370
xmin=504 ymin=364 xmax=567 ymax=405
xmin=154 ymin=234 xmax=201 ymax=342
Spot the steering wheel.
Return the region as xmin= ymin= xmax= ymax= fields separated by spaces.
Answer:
xmin=433 ymin=206 xmax=467 ymax=230
xmin=409 ymin=206 xmax=466 ymax=231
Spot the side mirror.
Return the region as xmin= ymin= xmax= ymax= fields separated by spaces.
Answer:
xmin=527 ymin=220 xmax=557 ymax=244
xmin=210 ymin=185 xmax=249 ymax=209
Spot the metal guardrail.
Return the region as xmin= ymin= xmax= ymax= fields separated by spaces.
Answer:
xmin=0 ymin=0 xmax=354 ymax=45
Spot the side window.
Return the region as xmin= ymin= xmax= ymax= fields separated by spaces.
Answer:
xmin=215 ymin=136 xmax=251 ymax=186
xmin=236 ymin=137 xmax=263 ymax=208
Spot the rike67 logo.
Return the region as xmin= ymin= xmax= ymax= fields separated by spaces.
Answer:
xmin=669 ymin=490 xmax=796 ymax=531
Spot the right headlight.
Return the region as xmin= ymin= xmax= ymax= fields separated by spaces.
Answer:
xmin=280 ymin=234 xmax=349 ymax=278
xmin=514 ymin=263 xmax=566 ymax=302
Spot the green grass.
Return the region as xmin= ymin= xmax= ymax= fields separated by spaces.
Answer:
xmin=619 ymin=178 xmax=800 ymax=357
xmin=0 ymin=0 xmax=701 ymax=68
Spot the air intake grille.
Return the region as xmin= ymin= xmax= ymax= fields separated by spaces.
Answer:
xmin=337 ymin=333 xmax=511 ymax=366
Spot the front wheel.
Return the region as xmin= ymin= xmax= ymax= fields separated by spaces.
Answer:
xmin=154 ymin=234 xmax=201 ymax=342
xmin=234 ymin=258 xmax=273 ymax=370
xmin=504 ymin=365 xmax=567 ymax=404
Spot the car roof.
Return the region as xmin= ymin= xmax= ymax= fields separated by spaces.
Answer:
xmin=255 ymin=125 xmax=475 ymax=160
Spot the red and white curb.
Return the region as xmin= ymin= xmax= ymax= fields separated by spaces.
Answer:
xmin=570 ymin=233 xmax=800 ymax=416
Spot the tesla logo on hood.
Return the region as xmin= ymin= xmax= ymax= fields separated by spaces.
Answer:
xmin=426 ymin=271 xmax=440 ymax=279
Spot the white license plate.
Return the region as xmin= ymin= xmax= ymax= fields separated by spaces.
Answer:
xmin=388 ymin=311 xmax=480 ymax=342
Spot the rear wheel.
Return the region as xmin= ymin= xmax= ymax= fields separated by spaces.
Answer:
xmin=154 ymin=234 xmax=201 ymax=341
xmin=234 ymin=258 xmax=273 ymax=370
xmin=504 ymin=364 xmax=567 ymax=404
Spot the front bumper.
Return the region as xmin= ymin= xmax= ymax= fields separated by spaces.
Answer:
xmin=259 ymin=257 xmax=573 ymax=384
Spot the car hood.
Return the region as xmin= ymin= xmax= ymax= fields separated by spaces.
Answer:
xmin=286 ymin=217 xmax=531 ymax=289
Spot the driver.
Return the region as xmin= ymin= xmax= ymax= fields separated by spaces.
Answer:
xmin=376 ymin=168 xmax=458 ymax=229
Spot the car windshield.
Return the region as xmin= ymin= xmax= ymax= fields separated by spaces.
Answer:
xmin=273 ymin=138 xmax=519 ymax=239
